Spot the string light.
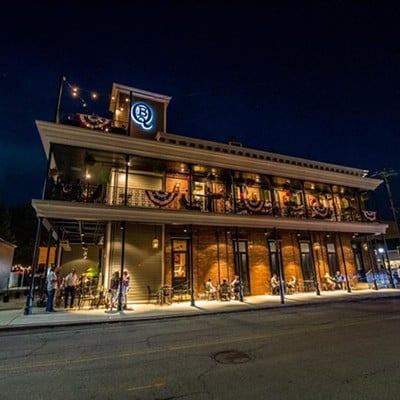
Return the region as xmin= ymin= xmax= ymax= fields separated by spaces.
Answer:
xmin=62 ymin=77 xmax=111 ymax=116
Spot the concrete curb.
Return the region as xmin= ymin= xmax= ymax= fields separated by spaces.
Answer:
xmin=1 ymin=291 xmax=399 ymax=332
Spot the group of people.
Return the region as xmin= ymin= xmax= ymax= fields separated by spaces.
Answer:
xmin=45 ymin=266 xmax=132 ymax=312
xmin=323 ymin=270 xmax=345 ymax=291
xmin=45 ymin=266 xmax=101 ymax=312
xmin=205 ymin=275 xmax=241 ymax=301
xmin=270 ymin=274 xmax=297 ymax=295
xmin=45 ymin=266 xmax=79 ymax=312
xmin=108 ymin=270 xmax=130 ymax=310
xmin=269 ymin=270 xmax=346 ymax=296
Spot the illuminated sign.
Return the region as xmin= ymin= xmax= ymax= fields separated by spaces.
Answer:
xmin=130 ymin=102 xmax=154 ymax=131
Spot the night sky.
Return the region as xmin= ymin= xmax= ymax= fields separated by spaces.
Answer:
xmin=1 ymin=1 xmax=399 ymax=219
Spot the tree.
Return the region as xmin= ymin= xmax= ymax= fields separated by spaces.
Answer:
xmin=10 ymin=204 xmax=36 ymax=266
xmin=0 ymin=201 xmax=15 ymax=243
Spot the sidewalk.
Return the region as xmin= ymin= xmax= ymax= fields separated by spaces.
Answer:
xmin=1 ymin=288 xmax=400 ymax=331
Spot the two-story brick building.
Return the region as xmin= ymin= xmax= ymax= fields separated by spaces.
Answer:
xmin=31 ymin=82 xmax=388 ymax=305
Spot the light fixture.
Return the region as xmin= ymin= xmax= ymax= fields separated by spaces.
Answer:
xmin=313 ymin=242 xmax=321 ymax=251
xmin=152 ymin=225 xmax=159 ymax=249
xmin=152 ymin=237 xmax=159 ymax=249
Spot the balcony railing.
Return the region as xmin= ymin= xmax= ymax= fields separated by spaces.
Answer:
xmin=44 ymin=181 xmax=377 ymax=224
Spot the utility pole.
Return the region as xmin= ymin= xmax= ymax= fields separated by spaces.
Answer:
xmin=55 ymin=75 xmax=66 ymax=124
xmin=372 ymin=168 xmax=400 ymax=245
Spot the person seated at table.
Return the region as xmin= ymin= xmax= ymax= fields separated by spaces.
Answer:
xmin=286 ymin=275 xmax=297 ymax=294
xmin=334 ymin=270 xmax=345 ymax=289
xmin=323 ymin=272 xmax=336 ymax=291
xmin=271 ymin=273 xmax=280 ymax=295
xmin=205 ymin=278 xmax=217 ymax=300
xmin=219 ymin=279 xmax=231 ymax=301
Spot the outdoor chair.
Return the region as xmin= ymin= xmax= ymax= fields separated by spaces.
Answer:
xmin=147 ymin=285 xmax=160 ymax=304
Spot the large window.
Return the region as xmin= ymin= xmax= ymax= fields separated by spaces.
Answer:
xmin=326 ymin=242 xmax=339 ymax=276
xmin=267 ymin=240 xmax=283 ymax=279
xmin=299 ymin=241 xmax=314 ymax=281
xmin=232 ymin=239 xmax=250 ymax=295
xmin=351 ymin=242 xmax=366 ymax=279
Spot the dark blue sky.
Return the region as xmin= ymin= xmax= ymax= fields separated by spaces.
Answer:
xmin=1 ymin=1 xmax=399 ymax=218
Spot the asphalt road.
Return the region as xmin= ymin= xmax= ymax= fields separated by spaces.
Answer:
xmin=0 ymin=298 xmax=399 ymax=400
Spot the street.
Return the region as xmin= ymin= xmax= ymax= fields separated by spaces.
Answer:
xmin=0 ymin=298 xmax=399 ymax=400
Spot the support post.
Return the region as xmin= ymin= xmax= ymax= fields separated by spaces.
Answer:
xmin=337 ymin=233 xmax=352 ymax=293
xmin=24 ymin=217 xmax=43 ymax=315
xmin=189 ymin=225 xmax=195 ymax=306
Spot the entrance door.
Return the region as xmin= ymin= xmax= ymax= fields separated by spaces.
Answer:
xmin=171 ymin=239 xmax=189 ymax=288
xmin=233 ymin=239 xmax=250 ymax=295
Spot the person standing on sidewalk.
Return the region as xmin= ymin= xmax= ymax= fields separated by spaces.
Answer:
xmin=122 ymin=270 xmax=130 ymax=310
xmin=109 ymin=271 xmax=120 ymax=310
xmin=45 ymin=266 xmax=58 ymax=312
xmin=64 ymin=268 xmax=78 ymax=309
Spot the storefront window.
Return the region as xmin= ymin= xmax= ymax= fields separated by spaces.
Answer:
xmin=326 ymin=242 xmax=339 ymax=276
xmin=299 ymin=240 xmax=314 ymax=281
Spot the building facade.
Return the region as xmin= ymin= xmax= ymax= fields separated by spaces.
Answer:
xmin=31 ymin=82 xmax=389 ymax=304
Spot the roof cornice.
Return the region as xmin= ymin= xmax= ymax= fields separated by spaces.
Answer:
xmin=35 ymin=121 xmax=382 ymax=191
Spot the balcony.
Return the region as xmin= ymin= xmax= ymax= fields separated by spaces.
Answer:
xmin=44 ymin=181 xmax=377 ymax=225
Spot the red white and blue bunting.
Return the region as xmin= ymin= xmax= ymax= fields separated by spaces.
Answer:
xmin=145 ymin=190 xmax=178 ymax=207
xmin=362 ymin=210 xmax=377 ymax=222
xmin=313 ymin=205 xmax=330 ymax=218
xmin=76 ymin=113 xmax=112 ymax=130
xmin=243 ymin=199 xmax=266 ymax=213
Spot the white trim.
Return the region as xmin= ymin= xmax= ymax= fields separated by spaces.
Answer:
xmin=32 ymin=200 xmax=388 ymax=235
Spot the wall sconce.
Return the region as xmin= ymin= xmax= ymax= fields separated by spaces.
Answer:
xmin=313 ymin=242 xmax=321 ymax=251
xmin=152 ymin=237 xmax=159 ymax=249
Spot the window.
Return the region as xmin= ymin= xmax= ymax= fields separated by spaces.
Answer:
xmin=351 ymin=242 xmax=366 ymax=279
xmin=232 ymin=239 xmax=250 ymax=295
xmin=171 ymin=239 xmax=188 ymax=286
xmin=267 ymin=240 xmax=283 ymax=279
xmin=326 ymin=242 xmax=339 ymax=276
xmin=298 ymin=241 xmax=314 ymax=281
